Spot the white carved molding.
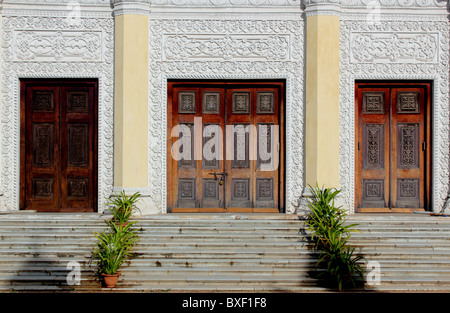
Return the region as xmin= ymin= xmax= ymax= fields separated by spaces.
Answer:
xmin=303 ymin=0 xmax=342 ymax=16
xmin=340 ymin=0 xmax=447 ymax=7
xmin=149 ymin=0 xmax=300 ymax=6
xmin=339 ymin=18 xmax=450 ymax=213
xmin=112 ymin=0 xmax=151 ymax=16
xmin=13 ymin=30 xmax=104 ymax=61
xmin=163 ymin=34 xmax=291 ymax=61
xmin=148 ymin=17 xmax=305 ymax=214
xmin=0 ymin=14 xmax=115 ymax=213
xmin=350 ymin=32 xmax=439 ymax=63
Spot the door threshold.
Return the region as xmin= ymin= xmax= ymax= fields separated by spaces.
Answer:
xmin=172 ymin=208 xmax=280 ymax=213
xmin=357 ymin=208 xmax=426 ymax=213
xmin=145 ymin=212 xmax=299 ymax=220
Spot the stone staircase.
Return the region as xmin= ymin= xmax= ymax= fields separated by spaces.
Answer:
xmin=0 ymin=212 xmax=450 ymax=292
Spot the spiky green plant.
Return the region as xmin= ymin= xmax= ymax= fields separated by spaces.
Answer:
xmin=106 ymin=190 xmax=141 ymax=224
xmin=92 ymin=221 xmax=140 ymax=275
xmin=305 ymin=184 xmax=365 ymax=291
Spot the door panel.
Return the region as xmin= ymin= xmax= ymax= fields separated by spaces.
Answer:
xmin=60 ymin=86 xmax=96 ymax=210
xmin=21 ymin=81 xmax=97 ymax=212
xmin=391 ymin=88 xmax=425 ymax=209
xmin=357 ymin=88 xmax=390 ymax=209
xmin=355 ymin=82 xmax=430 ymax=212
xmin=25 ymin=86 xmax=61 ymax=210
xmin=168 ymin=81 xmax=284 ymax=213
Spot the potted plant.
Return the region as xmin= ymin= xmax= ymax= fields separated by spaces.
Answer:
xmin=106 ymin=190 xmax=141 ymax=228
xmin=92 ymin=221 xmax=140 ymax=288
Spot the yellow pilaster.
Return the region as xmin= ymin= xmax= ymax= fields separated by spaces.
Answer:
xmin=114 ymin=14 xmax=149 ymax=188
xmin=305 ymin=14 xmax=340 ymax=188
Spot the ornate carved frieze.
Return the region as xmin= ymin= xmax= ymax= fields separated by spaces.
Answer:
xmin=14 ymin=30 xmax=103 ymax=61
xmin=0 ymin=14 xmax=114 ymax=212
xmin=149 ymin=17 xmax=305 ymax=213
xmin=164 ymin=34 xmax=290 ymax=61
xmin=340 ymin=0 xmax=447 ymax=7
xmin=148 ymin=0 xmax=299 ymax=6
xmin=339 ymin=18 xmax=450 ymax=213
xmin=351 ymin=33 xmax=439 ymax=64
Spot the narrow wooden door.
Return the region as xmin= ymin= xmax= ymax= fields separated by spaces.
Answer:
xmin=168 ymin=81 xmax=284 ymax=213
xmin=355 ymin=82 xmax=430 ymax=212
xmin=20 ymin=80 xmax=97 ymax=212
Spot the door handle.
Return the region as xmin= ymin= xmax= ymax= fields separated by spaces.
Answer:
xmin=209 ymin=172 xmax=228 ymax=185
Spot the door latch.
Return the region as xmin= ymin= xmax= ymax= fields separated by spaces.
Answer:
xmin=422 ymin=141 xmax=426 ymax=151
xmin=209 ymin=172 xmax=228 ymax=185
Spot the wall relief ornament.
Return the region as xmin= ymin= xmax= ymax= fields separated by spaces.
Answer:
xmin=0 ymin=14 xmax=114 ymax=212
xmin=339 ymin=18 xmax=450 ymax=213
xmin=149 ymin=17 xmax=305 ymax=214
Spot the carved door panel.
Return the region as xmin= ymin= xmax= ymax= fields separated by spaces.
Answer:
xmin=21 ymin=81 xmax=97 ymax=212
xmin=356 ymin=83 xmax=430 ymax=212
xmin=225 ymin=88 xmax=280 ymax=211
xmin=170 ymin=86 xmax=226 ymax=211
xmin=356 ymin=87 xmax=391 ymax=209
xmin=168 ymin=82 xmax=284 ymax=213
xmin=390 ymin=88 xmax=426 ymax=209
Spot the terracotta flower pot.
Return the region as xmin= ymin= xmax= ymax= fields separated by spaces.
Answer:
xmin=101 ymin=273 xmax=120 ymax=288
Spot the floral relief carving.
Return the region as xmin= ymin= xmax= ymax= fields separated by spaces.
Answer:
xmin=164 ymin=34 xmax=290 ymax=60
xmin=351 ymin=33 xmax=438 ymax=63
xmin=0 ymin=14 xmax=114 ymax=212
xmin=14 ymin=31 xmax=103 ymax=61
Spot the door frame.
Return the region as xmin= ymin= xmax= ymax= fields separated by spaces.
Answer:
xmin=167 ymin=80 xmax=286 ymax=213
xmin=355 ymin=80 xmax=432 ymax=213
xmin=19 ymin=79 xmax=99 ymax=212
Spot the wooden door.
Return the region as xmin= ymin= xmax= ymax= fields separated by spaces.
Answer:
xmin=20 ymin=80 xmax=98 ymax=212
xmin=355 ymin=82 xmax=430 ymax=213
xmin=168 ymin=81 xmax=284 ymax=213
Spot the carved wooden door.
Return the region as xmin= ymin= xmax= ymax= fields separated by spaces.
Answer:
xmin=168 ymin=81 xmax=284 ymax=213
xmin=355 ymin=82 xmax=430 ymax=212
xmin=21 ymin=80 xmax=97 ymax=212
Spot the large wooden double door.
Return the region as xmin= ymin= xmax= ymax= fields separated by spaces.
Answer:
xmin=20 ymin=80 xmax=98 ymax=212
xmin=355 ymin=82 xmax=431 ymax=212
xmin=168 ymin=81 xmax=284 ymax=213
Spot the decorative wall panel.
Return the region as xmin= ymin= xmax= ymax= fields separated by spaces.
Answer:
xmin=149 ymin=15 xmax=305 ymax=213
xmin=339 ymin=17 xmax=449 ymax=213
xmin=0 ymin=8 xmax=114 ymax=212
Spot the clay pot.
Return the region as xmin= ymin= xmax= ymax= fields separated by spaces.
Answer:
xmin=101 ymin=273 xmax=120 ymax=288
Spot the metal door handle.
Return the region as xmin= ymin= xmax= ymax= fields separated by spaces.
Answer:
xmin=209 ymin=172 xmax=228 ymax=181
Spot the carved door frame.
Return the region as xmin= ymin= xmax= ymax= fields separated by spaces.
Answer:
xmin=355 ymin=81 xmax=431 ymax=213
xmin=19 ymin=79 xmax=98 ymax=212
xmin=167 ymin=80 xmax=285 ymax=213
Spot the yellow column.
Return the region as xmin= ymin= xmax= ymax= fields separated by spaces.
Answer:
xmin=114 ymin=13 xmax=149 ymax=189
xmin=305 ymin=14 xmax=341 ymax=188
